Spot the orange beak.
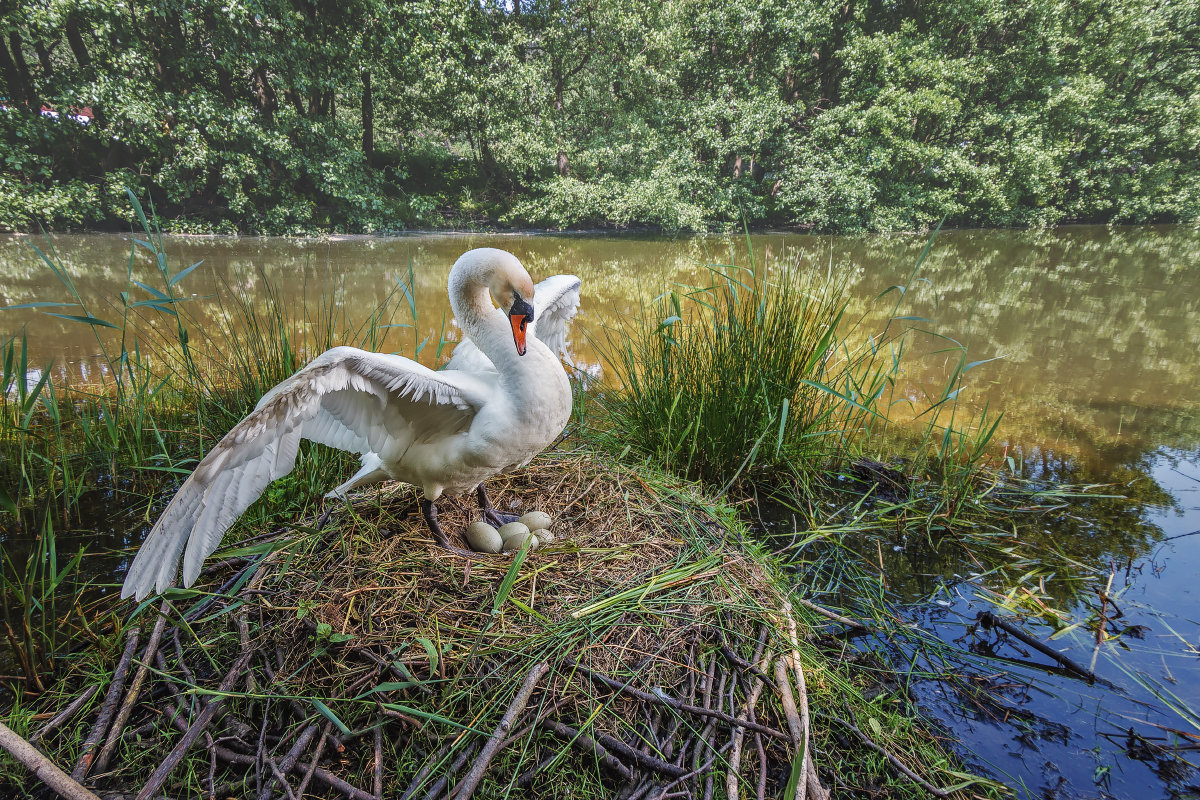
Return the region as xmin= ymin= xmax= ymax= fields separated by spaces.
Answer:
xmin=509 ymin=296 xmax=534 ymax=356
xmin=510 ymin=313 xmax=528 ymax=356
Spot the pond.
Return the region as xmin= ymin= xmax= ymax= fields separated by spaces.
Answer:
xmin=2 ymin=225 xmax=1199 ymax=798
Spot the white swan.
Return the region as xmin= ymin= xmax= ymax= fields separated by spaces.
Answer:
xmin=121 ymin=248 xmax=581 ymax=601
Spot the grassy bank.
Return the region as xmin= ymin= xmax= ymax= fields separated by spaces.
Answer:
xmin=2 ymin=451 xmax=998 ymax=798
xmin=0 ymin=203 xmax=1101 ymax=796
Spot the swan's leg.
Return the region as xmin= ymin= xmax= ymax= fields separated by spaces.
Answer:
xmin=419 ymin=498 xmax=453 ymax=549
xmin=476 ymin=483 xmax=519 ymax=527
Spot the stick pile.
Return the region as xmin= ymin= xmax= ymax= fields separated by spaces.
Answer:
xmin=3 ymin=454 xmax=960 ymax=799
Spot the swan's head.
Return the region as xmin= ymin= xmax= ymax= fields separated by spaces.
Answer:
xmin=451 ymin=248 xmax=538 ymax=355
xmin=482 ymin=250 xmax=536 ymax=356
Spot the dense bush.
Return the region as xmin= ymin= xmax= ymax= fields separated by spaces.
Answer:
xmin=1 ymin=0 xmax=1196 ymax=233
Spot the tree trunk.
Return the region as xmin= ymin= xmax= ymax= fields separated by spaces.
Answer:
xmin=557 ymin=150 xmax=568 ymax=177
xmin=64 ymin=13 xmax=92 ymax=69
xmin=253 ymin=64 xmax=277 ymax=125
xmin=7 ymin=31 xmax=39 ymax=111
xmin=0 ymin=37 xmax=31 ymax=111
xmin=361 ymin=69 xmax=374 ymax=165
xmin=33 ymin=39 xmax=52 ymax=79
xmin=64 ymin=13 xmax=106 ymax=127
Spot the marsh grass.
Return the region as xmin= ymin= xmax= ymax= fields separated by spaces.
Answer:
xmin=3 ymin=451 xmax=996 ymax=799
xmin=0 ymin=193 xmax=416 ymax=687
xmin=596 ymin=252 xmax=894 ymax=492
xmin=597 ymin=227 xmax=1004 ymax=509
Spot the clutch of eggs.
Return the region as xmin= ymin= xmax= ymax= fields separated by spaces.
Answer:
xmin=465 ymin=512 xmax=556 ymax=553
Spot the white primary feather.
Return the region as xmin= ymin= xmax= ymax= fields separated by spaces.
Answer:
xmin=121 ymin=249 xmax=579 ymax=601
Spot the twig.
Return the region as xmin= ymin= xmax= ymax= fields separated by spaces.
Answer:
xmin=295 ymin=721 xmax=333 ymax=798
xmin=783 ymin=602 xmax=829 ymax=800
xmin=373 ymin=723 xmax=384 ymax=800
xmin=978 ymin=611 xmax=1098 ymax=682
xmin=726 ymin=655 xmax=770 ymax=800
xmin=774 ymin=658 xmax=808 ymax=800
xmin=793 ymin=596 xmax=868 ymax=631
xmin=449 ymin=661 xmax=550 ymax=800
xmin=0 ymin=721 xmax=102 ymax=800
xmin=720 ymin=645 xmax=774 ymax=685
xmin=529 ymin=719 xmax=634 ymax=784
xmin=651 ymin=740 xmax=734 ymax=800
xmin=266 ymin=757 xmax=299 ymax=800
xmin=134 ymin=626 xmax=254 ymax=800
xmin=822 ymin=710 xmax=951 ymax=798
xmin=569 ymin=661 xmax=787 ymax=741
xmin=421 ymin=742 xmax=479 ymax=800
xmin=71 ymin=628 xmax=140 ymax=781
xmin=258 ymin=723 xmax=319 ymax=800
xmin=400 ymin=740 xmax=454 ymax=800
xmin=94 ymin=601 xmax=170 ymax=774
xmin=29 ymin=685 xmax=98 ymax=744
xmin=294 ymin=760 xmax=375 ymax=800
xmin=593 ymin=728 xmax=687 ymax=778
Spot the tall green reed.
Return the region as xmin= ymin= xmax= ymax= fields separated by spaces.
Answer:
xmin=0 ymin=192 xmax=413 ymax=688
xmin=596 ymin=247 xmax=895 ymax=490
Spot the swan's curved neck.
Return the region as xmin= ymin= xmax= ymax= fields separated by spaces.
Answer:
xmin=448 ymin=258 xmax=524 ymax=375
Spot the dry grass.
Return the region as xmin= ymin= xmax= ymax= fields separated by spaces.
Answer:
xmin=4 ymin=450 xmax=991 ymax=799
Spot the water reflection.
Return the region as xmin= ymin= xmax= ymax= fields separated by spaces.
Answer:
xmin=868 ymin=449 xmax=1200 ymax=800
xmin=2 ymin=226 xmax=1199 ymax=798
xmin=3 ymin=226 xmax=1198 ymax=471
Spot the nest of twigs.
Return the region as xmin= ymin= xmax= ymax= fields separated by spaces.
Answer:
xmin=7 ymin=451 xmax=964 ymax=799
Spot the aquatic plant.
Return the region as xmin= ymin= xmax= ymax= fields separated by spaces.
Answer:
xmin=0 ymin=193 xmax=415 ymax=686
xmin=596 ymin=245 xmax=894 ymax=491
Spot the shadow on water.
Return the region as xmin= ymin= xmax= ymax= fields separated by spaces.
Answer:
xmin=780 ymin=444 xmax=1200 ymax=800
xmin=2 ymin=225 xmax=1199 ymax=797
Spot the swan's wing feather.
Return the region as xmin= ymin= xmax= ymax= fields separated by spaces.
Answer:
xmin=529 ymin=274 xmax=582 ymax=364
xmin=121 ymin=348 xmax=490 ymax=600
xmin=443 ymin=274 xmax=581 ymax=372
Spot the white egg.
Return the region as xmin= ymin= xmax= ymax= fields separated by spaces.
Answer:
xmin=465 ymin=521 xmax=503 ymax=554
xmin=519 ymin=511 xmax=552 ymax=532
xmin=534 ymin=529 xmax=555 ymax=545
xmin=497 ymin=521 xmax=530 ymax=541
xmin=502 ymin=531 xmax=539 ymax=552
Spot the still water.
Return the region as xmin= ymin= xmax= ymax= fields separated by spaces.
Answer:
xmin=2 ymin=226 xmax=1199 ymax=798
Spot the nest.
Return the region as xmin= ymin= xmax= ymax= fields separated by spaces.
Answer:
xmin=7 ymin=451 xmax=961 ymax=799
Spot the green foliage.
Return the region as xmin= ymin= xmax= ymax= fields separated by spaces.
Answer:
xmin=598 ymin=252 xmax=893 ymax=488
xmin=0 ymin=0 xmax=1196 ymax=233
xmin=0 ymin=195 xmax=408 ymax=682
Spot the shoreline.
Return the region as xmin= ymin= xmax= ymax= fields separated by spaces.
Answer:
xmin=0 ymin=451 xmax=989 ymax=798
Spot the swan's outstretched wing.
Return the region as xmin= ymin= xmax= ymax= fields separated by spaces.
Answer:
xmin=444 ymin=274 xmax=581 ymax=373
xmin=121 ymin=347 xmax=493 ymax=601
xmin=528 ymin=274 xmax=582 ymax=366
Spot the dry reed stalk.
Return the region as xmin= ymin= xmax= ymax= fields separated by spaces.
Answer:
xmin=71 ymin=627 xmax=139 ymax=781
xmin=0 ymin=721 xmax=101 ymax=800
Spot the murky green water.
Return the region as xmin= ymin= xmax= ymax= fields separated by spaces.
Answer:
xmin=2 ymin=226 xmax=1199 ymax=798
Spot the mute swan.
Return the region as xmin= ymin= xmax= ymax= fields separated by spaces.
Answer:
xmin=121 ymin=248 xmax=581 ymax=601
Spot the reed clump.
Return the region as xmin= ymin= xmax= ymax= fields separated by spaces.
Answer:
xmin=597 ymin=259 xmax=892 ymax=492
xmin=2 ymin=451 xmax=990 ymax=799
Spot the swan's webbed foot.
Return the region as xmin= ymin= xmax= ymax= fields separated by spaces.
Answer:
xmin=477 ymin=484 xmax=520 ymax=527
xmin=420 ymin=497 xmax=490 ymax=562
